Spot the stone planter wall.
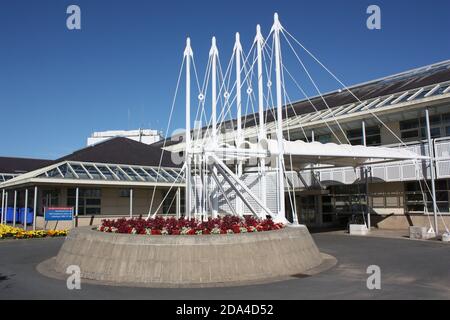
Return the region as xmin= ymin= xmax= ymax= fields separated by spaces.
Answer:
xmin=54 ymin=225 xmax=323 ymax=286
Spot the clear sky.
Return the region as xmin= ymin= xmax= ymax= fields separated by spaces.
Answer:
xmin=1 ymin=0 xmax=449 ymax=159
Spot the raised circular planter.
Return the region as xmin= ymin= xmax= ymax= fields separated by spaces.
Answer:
xmin=53 ymin=225 xmax=324 ymax=287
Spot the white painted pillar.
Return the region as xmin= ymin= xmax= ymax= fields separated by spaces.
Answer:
xmin=184 ymin=38 xmax=193 ymax=220
xmin=129 ymin=188 xmax=133 ymax=218
xmin=425 ymin=108 xmax=439 ymax=235
xmin=273 ymin=13 xmax=286 ymax=219
xmin=13 ymin=190 xmax=17 ymax=227
xmin=24 ymin=189 xmax=28 ymax=231
xmin=255 ymin=25 xmax=267 ymax=215
xmin=311 ymin=130 xmax=315 ymax=142
xmin=33 ymin=186 xmax=37 ymax=231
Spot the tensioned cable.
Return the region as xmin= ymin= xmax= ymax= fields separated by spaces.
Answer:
xmin=281 ymin=31 xmax=350 ymax=144
xmin=150 ymin=163 xmax=187 ymax=218
xmin=147 ymin=56 xmax=185 ymax=218
xmin=282 ymin=25 xmax=444 ymax=229
xmin=282 ymin=64 xmax=343 ymax=143
xmin=282 ymin=27 xmax=406 ymax=147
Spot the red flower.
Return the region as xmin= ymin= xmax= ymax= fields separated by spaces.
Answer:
xmin=151 ymin=229 xmax=161 ymax=235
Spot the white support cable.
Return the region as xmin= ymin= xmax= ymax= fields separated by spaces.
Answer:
xmin=280 ymin=31 xmax=351 ymax=144
xmin=150 ymin=163 xmax=187 ymax=219
xmin=282 ymin=27 xmax=407 ymax=147
xmin=281 ymin=64 xmax=343 ymax=143
xmin=147 ymin=54 xmax=186 ymax=217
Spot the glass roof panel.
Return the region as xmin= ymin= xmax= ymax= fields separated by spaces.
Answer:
xmin=120 ymin=166 xmax=141 ymax=181
xmin=69 ymin=164 xmax=90 ymax=179
xmin=110 ymin=166 xmax=131 ymax=181
xmin=133 ymin=167 xmax=155 ymax=182
xmin=96 ymin=165 xmax=116 ymax=180
xmin=142 ymin=168 xmax=160 ymax=181
xmin=158 ymin=169 xmax=176 ymax=182
xmin=46 ymin=167 xmax=62 ymax=178
xmin=84 ymin=164 xmax=103 ymax=180
xmin=58 ymin=163 xmax=75 ymax=178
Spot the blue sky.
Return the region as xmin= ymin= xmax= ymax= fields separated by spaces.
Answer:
xmin=0 ymin=0 xmax=449 ymax=159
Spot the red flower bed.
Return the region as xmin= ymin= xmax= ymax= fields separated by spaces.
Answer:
xmin=97 ymin=216 xmax=284 ymax=236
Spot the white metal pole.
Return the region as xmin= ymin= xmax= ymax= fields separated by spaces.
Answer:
xmin=4 ymin=191 xmax=8 ymax=224
xmin=129 ymin=188 xmax=133 ymax=218
xmin=33 ymin=186 xmax=37 ymax=231
xmin=210 ymin=36 xmax=219 ymax=218
xmin=1 ymin=189 xmax=4 ymax=224
xmin=311 ymin=130 xmax=315 ymax=142
xmin=234 ymin=32 xmax=244 ymax=216
xmin=13 ymin=190 xmax=17 ymax=227
xmin=75 ymin=187 xmax=79 ymax=227
xmin=362 ymin=121 xmax=370 ymax=229
xmin=273 ymin=13 xmax=286 ymax=220
xmin=362 ymin=121 xmax=367 ymax=146
xmin=425 ymin=108 xmax=439 ymax=235
xmin=210 ymin=36 xmax=218 ymax=144
xmin=184 ymin=38 xmax=193 ymax=220
xmin=255 ymin=24 xmax=267 ymax=214
xmin=24 ymin=189 xmax=28 ymax=231
xmin=176 ymin=187 xmax=181 ymax=219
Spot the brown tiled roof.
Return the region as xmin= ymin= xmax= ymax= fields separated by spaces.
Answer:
xmin=55 ymin=137 xmax=180 ymax=168
xmin=0 ymin=157 xmax=53 ymax=174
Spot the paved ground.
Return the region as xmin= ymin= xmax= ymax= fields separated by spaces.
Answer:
xmin=0 ymin=233 xmax=449 ymax=299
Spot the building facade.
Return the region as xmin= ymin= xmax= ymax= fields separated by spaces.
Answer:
xmin=1 ymin=60 xmax=450 ymax=231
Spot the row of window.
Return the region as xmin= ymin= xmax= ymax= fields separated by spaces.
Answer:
xmin=400 ymin=113 xmax=450 ymax=141
xmin=289 ymin=112 xmax=449 ymax=146
xmin=40 ymin=188 xmax=181 ymax=216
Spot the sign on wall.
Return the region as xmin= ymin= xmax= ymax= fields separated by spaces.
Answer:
xmin=45 ymin=207 xmax=74 ymax=221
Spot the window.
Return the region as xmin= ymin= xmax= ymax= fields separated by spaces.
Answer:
xmin=67 ymin=188 xmax=101 ymax=215
xmin=400 ymin=113 xmax=450 ymax=141
xmin=317 ymin=134 xmax=331 ymax=143
xmin=404 ymin=180 xmax=449 ymax=213
xmin=161 ymin=190 xmax=184 ymax=215
xmin=347 ymin=126 xmax=381 ymax=146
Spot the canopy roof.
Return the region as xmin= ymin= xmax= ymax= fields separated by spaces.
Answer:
xmin=0 ymin=160 xmax=184 ymax=189
xmin=268 ymin=139 xmax=427 ymax=169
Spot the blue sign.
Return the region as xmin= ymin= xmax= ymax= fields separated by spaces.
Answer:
xmin=45 ymin=207 xmax=73 ymax=221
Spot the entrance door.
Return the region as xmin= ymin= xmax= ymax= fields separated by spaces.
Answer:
xmin=298 ymin=195 xmax=316 ymax=225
